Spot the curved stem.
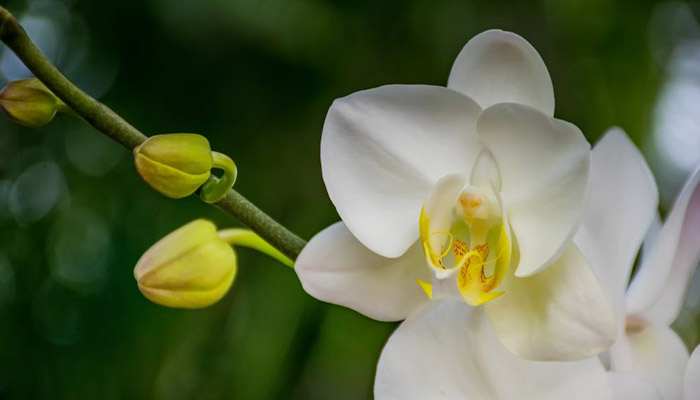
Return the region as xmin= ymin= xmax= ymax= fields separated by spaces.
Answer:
xmin=218 ymin=228 xmax=294 ymax=268
xmin=200 ymin=151 xmax=237 ymax=203
xmin=0 ymin=6 xmax=306 ymax=260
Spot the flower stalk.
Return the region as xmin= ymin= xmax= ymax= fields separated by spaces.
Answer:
xmin=218 ymin=228 xmax=294 ymax=268
xmin=201 ymin=151 xmax=238 ymax=203
xmin=0 ymin=5 xmax=306 ymax=260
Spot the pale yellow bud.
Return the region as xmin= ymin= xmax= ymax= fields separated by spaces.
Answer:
xmin=134 ymin=219 xmax=236 ymax=308
xmin=0 ymin=78 xmax=63 ymax=127
xmin=133 ymin=134 xmax=213 ymax=199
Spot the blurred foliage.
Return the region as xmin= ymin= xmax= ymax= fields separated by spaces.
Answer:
xmin=0 ymin=0 xmax=698 ymax=398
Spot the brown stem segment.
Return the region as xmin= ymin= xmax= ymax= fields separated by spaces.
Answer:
xmin=0 ymin=6 xmax=306 ymax=260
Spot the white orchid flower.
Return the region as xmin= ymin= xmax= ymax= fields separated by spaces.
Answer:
xmin=610 ymin=344 xmax=698 ymax=400
xmin=372 ymin=128 xmax=699 ymax=400
xmin=296 ymin=29 xmax=616 ymax=361
xmin=374 ymin=301 xmax=614 ymax=400
xmin=608 ymin=345 xmax=700 ymax=400
xmin=574 ymin=127 xmax=700 ymax=400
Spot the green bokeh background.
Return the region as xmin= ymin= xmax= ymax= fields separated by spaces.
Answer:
xmin=0 ymin=0 xmax=699 ymax=398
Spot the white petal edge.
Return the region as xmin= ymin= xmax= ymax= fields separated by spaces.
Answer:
xmin=574 ymin=127 xmax=658 ymax=324
xmin=685 ymin=345 xmax=700 ymax=400
xmin=295 ymin=222 xmax=430 ymax=322
xmin=477 ymin=103 xmax=591 ymax=277
xmin=321 ymin=84 xmax=483 ymax=258
xmin=485 ymin=242 xmax=616 ymax=361
xmin=447 ymin=29 xmax=555 ymax=116
xmin=626 ymin=166 xmax=700 ymax=324
xmin=639 ymin=212 xmax=662 ymax=270
xmin=607 ymin=372 xmax=663 ymax=400
xmin=375 ymin=301 xmax=612 ymax=400
xmin=609 ymin=324 xmax=689 ymax=400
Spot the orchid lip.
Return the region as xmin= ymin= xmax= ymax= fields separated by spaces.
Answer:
xmin=417 ymin=182 xmax=512 ymax=306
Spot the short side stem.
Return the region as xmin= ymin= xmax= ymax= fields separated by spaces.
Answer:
xmin=218 ymin=228 xmax=294 ymax=268
xmin=200 ymin=151 xmax=237 ymax=203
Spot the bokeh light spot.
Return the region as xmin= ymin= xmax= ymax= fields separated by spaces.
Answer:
xmin=9 ymin=162 xmax=68 ymax=226
xmin=65 ymin=126 xmax=124 ymax=177
xmin=48 ymin=207 xmax=111 ymax=292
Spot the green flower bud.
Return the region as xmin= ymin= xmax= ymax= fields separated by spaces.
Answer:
xmin=134 ymin=134 xmax=214 ymax=199
xmin=134 ymin=219 xmax=237 ymax=308
xmin=134 ymin=134 xmax=237 ymax=202
xmin=0 ymin=78 xmax=64 ymax=127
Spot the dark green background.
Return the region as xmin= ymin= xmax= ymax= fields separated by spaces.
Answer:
xmin=0 ymin=0 xmax=698 ymax=398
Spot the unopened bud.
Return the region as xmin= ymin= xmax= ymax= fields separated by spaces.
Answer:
xmin=0 ymin=78 xmax=65 ymax=127
xmin=134 ymin=134 xmax=237 ymax=202
xmin=134 ymin=219 xmax=237 ymax=308
xmin=134 ymin=134 xmax=213 ymax=198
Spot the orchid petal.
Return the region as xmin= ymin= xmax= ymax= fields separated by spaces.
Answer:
xmin=295 ymin=222 xmax=430 ymax=321
xmin=607 ymin=372 xmax=663 ymax=400
xmin=447 ymin=29 xmax=555 ymax=115
xmin=642 ymin=213 xmax=663 ymax=261
xmin=610 ymin=324 xmax=689 ymax=400
xmin=470 ymin=148 xmax=502 ymax=191
xmin=685 ymin=345 xmax=700 ymax=400
xmin=485 ymin=242 xmax=616 ymax=361
xmin=321 ymin=84 xmax=482 ymax=258
xmin=375 ymin=301 xmax=612 ymax=400
xmin=627 ymin=166 xmax=700 ymax=324
xmin=477 ymin=103 xmax=590 ymax=277
xmin=574 ymin=128 xmax=658 ymax=325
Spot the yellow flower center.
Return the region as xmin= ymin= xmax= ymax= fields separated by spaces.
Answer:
xmin=417 ymin=185 xmax=511 ymax=306
xmin=457 ymin=187 xmax=489 ymax=220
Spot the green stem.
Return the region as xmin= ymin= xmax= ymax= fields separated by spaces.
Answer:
xmin=218 ymin=228 xmax=294 ymax=268
xmin=0 ymin=6 xmax=306 ymax=261
xmin=201 ymin=151 xmax=237 ymax=203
